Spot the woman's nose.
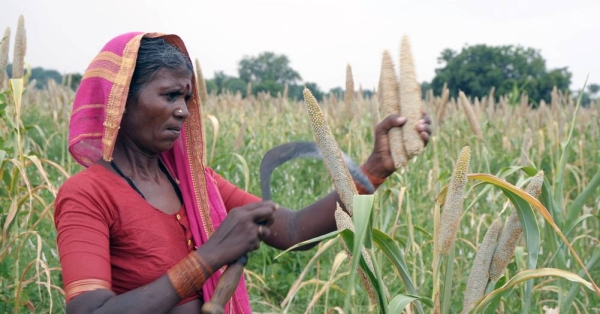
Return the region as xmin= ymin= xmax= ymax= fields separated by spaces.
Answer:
xmin=175 ymin=102 xmax=190 ymax=119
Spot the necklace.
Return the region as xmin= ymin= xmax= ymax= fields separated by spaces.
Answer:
xmin=110 ymin=160 xmax=183 ymax=203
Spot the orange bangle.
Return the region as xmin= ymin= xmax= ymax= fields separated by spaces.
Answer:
xmin=355 ymin=164 xmax=387 ymax=194
xmin=167 ymin=252 xmax=212 ymax=299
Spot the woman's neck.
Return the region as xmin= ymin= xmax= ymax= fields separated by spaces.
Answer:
xmin=110 ymin=137 xmax=162 ymax=181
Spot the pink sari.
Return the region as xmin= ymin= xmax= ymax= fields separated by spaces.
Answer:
xmin=68 ymin=32 xmax=251 ymax=313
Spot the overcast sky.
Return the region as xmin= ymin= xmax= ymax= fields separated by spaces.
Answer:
xmin=2 ymin=0 xmax=599 ymax=92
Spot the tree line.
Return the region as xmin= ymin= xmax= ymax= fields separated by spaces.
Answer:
xmin=5 ymin=45 xmax=599 ymax=106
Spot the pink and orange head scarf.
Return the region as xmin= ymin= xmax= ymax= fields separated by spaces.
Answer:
xmin=69 ymin=32 xmax=251 ymax=313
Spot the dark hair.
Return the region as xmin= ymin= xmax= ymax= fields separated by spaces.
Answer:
xmin=127 ymin=37 xmax=193 ymax=101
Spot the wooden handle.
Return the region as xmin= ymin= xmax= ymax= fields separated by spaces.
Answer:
xmin=201 ymin=256 xmax=247 ymax=314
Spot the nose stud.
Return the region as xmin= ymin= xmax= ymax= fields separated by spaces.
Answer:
xmin=175 ymin=109 xmax=183 ymax=115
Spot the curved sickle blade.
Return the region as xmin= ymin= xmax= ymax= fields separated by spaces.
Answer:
xmin=259 ymin=141 xmax=374 ymax=201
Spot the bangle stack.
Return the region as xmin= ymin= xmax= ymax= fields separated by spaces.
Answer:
xmin=167 ymin=252 xmax=214 ymax=299
xmin=355 ymin=164 xmax=387 ymax=195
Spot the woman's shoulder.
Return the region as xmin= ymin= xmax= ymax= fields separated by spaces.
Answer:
xmin=54 ymin=164 xmax=120 ymax=222
xmin=58 ymin=164 xmax=113 ymax=193
xmin=55 ymin=163 xmax=123 ymax=210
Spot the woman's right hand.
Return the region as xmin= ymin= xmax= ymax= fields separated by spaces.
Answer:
xmin=197 ymin=201 xmax=277 ymax=270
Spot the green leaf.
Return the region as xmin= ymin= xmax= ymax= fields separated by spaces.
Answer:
xmin=274 ymin=229 xmax=343 ymax=259
xmin=441 ymin=245 xmax=455 ymax=314
xmin=388 ymin=294 xmax=430 ymax=314
xmin=501 ymin=188 xmax=539 ymax=313
xmin=470 ymin=268 xmax=595 ymax=313
xmin=339 ymin=229 xmax=388 ymax=313
xmin=372 ymin=229 xmax=424 ymax=314
xmin=9 ymin=79 xmax=24 ymax=111
xmin=566 ymin=167 xmax=600 ymax=230
xmin=352 ymin=194 xmax=374 ymax=257
xmin=561 ymin=245 xmax=600 ymax=313
xmin=484 ymin=276 xmax=508 ymax=313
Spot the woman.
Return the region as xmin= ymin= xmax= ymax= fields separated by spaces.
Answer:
xmin=55 ymin=32 xmax=431 ymax=313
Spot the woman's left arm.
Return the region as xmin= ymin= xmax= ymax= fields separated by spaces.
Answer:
xmin=264 ymin=113 xmax=431 ymax=250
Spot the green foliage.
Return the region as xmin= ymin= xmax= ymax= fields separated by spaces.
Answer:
xmin=430 ymin=45 xmax=572 ymax=104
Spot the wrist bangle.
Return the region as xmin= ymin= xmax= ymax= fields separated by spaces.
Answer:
xmin=355 ymin=164 xmax=387 ymax=194
xmin=167 ymin=252 xmax=212 ymax=299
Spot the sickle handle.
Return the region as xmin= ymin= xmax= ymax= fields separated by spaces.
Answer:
xmin=201 ymin=255 xmax=248 ymax=314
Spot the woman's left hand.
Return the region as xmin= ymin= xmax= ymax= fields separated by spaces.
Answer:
xmin=363 ymin=112 xmax=432 ymax=179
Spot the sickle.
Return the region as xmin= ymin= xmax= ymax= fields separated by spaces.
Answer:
xmin=201 ymin=141 xmax=372 ymax=314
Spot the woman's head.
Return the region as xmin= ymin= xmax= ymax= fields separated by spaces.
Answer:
xmin=69 ymin=33 xmax=201 ymax=167
xmin=128 ymin=37 xmax=194 ymax=103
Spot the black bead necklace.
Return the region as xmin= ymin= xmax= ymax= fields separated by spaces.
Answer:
xmin=110 ymin=160 xmax=183 ymax=203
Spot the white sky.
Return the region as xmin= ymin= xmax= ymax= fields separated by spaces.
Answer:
xmin=2 ymin=0 xmax=599 ymax=92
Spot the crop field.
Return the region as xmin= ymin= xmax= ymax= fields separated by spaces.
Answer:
xmin=1 ymin=20 xmax=599 ymax=314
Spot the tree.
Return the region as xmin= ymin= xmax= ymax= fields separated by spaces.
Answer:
xmin=238 ymin=52 xmax=301 ymax=86
xmin=430 ymin=45 xmax=572 ymax=105
xmin=587 ymin=83 xmax=600 ymax=98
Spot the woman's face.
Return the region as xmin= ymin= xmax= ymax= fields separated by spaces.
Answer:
xmin=120 ymin=66 xmax=193 ymax=154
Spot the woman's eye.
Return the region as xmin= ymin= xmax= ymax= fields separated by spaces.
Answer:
xmin=166 ymin=92 xmax=179 ymax=101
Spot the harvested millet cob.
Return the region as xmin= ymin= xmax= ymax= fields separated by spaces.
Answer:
xmin=459 ymin=91 xmax=483 ymax=140
xmin=489 ymin=171 xmax=544 ymax=281
xmin=399 ymin=36 xmax=424 ymax=158
xmin=438 ymin=146 xmax=471 ymax=255
xmin=462 ymin=219 xmax=503 ymax=313
xmin=0 ymin=27 xmax=10 ymax=88
xmin=303 ymin=88 xmax=357 ymax=214
xmin=12 ymin=15 xmax=26 ymax=79
xmin=379 ymin=50 xmax=408 ymax=168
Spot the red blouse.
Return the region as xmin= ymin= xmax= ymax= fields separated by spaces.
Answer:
xmin=54 ymin=164 xmax=260 ymax=303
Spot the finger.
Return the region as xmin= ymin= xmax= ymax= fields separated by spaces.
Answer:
xmin=421 ymin=111 xmax=432 ymax=125
xmin=416 ymin=122 xmax=432 ymax=135
xmin=238 ymin=200 xmax=277 ymax=212
xmin=250 ymin=204 xmax=277 ymax=224
xmin=420 ymin=131 xmax=430 ymax=146
xmin=257 ymin=225 xmax=270 ymax=239
xmin=377 ymin=115 xmax=407 ymax=133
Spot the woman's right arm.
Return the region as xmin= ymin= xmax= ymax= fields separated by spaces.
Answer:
xmin=56 ymin=178 xmax=276 ymax=314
